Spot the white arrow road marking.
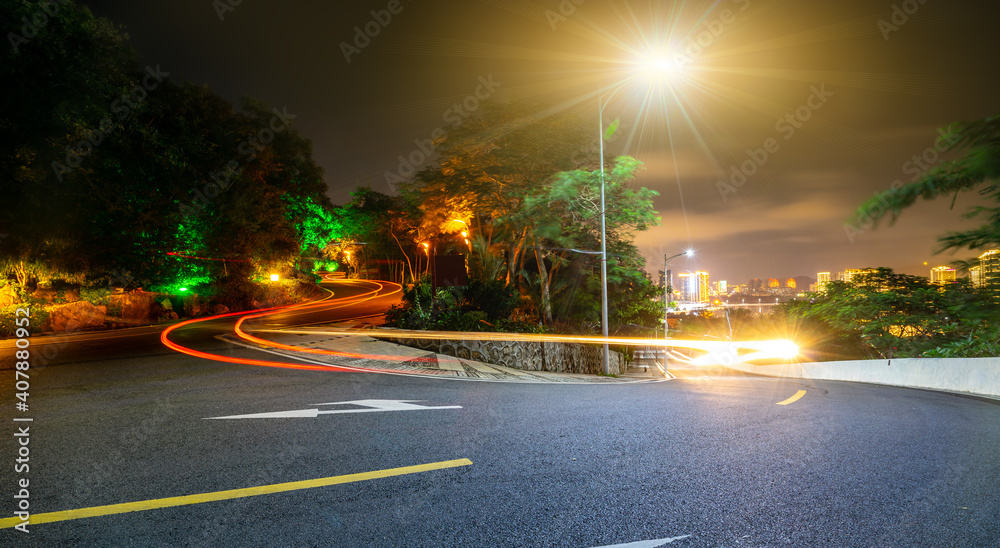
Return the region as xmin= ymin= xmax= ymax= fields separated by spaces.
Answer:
xmin=590 ymin=536 xmax=692 ymax=548
xmin=205 ymin=399 xmax=462 ymax=420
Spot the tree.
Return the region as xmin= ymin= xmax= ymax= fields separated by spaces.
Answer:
xmin=1 ymin=1 xmax=337 ymax=302
xmin=1 ymin=0 xmax=138 ymax=283
xmin=401 ymin=100 xmax=662 ymax=328
xmin=335 ymin=188 xmax=421 ymax=283
xmin=853 ymin=113 xmax=1000 ymax=255
xmin=401 ymin=101 xmax=597 ymax=289
xmin=785 ymin=268 xmax=999 ymax=359
xmin=514 ymin=156 xmax=660 ymax=325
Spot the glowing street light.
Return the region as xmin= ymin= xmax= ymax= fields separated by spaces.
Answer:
xmin=270 ymin=274 xmax=279 ymax=282
xmin=635 ymin=54 xmax=686 ymax=82
xmin=597 ymin=55 xmax=686 ymax=374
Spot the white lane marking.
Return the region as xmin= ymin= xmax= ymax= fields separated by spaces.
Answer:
xmin=591 ymin=536 xmax=692 ymax=548
xmin=206 ymin=399 xmax=462 ymax=420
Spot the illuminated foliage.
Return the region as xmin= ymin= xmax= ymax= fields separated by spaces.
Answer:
xmin=335 ymin=188 xmax=421 ymax=283
xmin=786 ymin=268 xmax=1000 ymax=358
xmin=397 ymin=101 xmax=661 ymax=330
xmin=282 ymin=195 xmax=343 ymax=252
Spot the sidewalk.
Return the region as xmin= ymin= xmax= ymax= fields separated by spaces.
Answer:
xmin=223 ymin=322 xmax=664 ymax=384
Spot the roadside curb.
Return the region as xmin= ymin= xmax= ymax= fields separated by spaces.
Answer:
xmin=222 ymin=329 xmax=665 ymax=384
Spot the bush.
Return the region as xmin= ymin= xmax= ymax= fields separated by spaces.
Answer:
xmin=923 ymin=323 xmax=1000 ymax=358
xmin=79 ymin=287 xmax=112 ymax=306
xmin=212 ymin=273 xmax=263 ymax=310
xmin=384 ymin=278 xmax=527 ymax=332
xmin=0 ymin=303 xmax=51 ymax=337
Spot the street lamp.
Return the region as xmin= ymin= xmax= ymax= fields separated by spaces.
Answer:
xmin=662 ymin=249 xmax=693 ymax=375
xmin=597 ymin=55 xmax=685 ymax=374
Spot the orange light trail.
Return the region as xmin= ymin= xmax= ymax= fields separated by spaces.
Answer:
xmin=163 ymin=278 xmax=798 ymax=371
xmin=160 ymin=280 xmax=431 ymax=373
xmin=238 ymin=325 xmax=798 ymax=366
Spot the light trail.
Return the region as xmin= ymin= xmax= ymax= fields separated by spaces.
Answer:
xmin=160 ymin=280 xmax=424 ymax=372
xmin=237 ymin=324 xmax=799 ymax=366
xmin=162 ymin=278 xmax=798 ymax=370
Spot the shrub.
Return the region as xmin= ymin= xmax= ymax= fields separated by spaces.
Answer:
xmin=384 ymin=278 xmax=525 ymax=332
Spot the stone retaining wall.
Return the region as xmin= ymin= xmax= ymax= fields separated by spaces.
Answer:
xmin=383 ymin=334 xmax=628 ymax=376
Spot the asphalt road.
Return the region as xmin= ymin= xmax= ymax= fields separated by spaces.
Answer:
xmin=2 ymin=281 xmax=999 ymax=547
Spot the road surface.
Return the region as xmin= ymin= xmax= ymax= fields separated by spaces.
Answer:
xmin=2 ymin=280 xmax=998 ymax=546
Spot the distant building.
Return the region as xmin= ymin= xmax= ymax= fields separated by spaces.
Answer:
xmin=768 ymin=278 xmax=780 ymax=288
xmin=970 ymin=265 xmax=983 ymax=288
xmin=841 ymin=268 xmax=878 ymax=283
xmin=930 ymin=266 xmax=957 ymax=285
xmin=717 ymin=280 xmax=727 ymax=294
xmin=980 ymin=249 xmax=1000 ymax=295
xmin=679 ymin=271 xmax=710 ymax=303
xmin=785 ymin=278 xmax=797 ymax=289
xmin=817 ymin=272 xmax=831 ymax=292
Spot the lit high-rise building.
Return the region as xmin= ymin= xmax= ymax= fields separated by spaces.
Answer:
xmin=817 ymin=272 xmax=831 ymax=292
xmin=679 ymin=271 xmax=710 ymax=303
xmin=979 ymin=249 xmax=1000 ymax=295
xmin=717 ymin=280 xmax=727 ymax=294
xmin=842 ymin=268 xmax=877 ymax=283
xmin=970 ymin=265 xmax=983 ymax=288
xmin=930 ymin=266 xmax=956 ymax=285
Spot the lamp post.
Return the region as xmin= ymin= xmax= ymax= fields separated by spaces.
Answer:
xmin=662 ymin=249 xmax=693 ymax=375
xmin=596 ymin=55 xmax=684 ymax=375
xmin=597 ymin=87 xmax=616 ymax=375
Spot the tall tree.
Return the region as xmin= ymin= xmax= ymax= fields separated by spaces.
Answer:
xmin=1 ymin=0 xmax=137 ymax=280
xmin=402 ymin=101 xmax=596 ymax=289
xmin=1 ymin=1 xmax=337 ymax=297
xmin=335 ymin=188 xmax=421 ymax=283
xmin=853 ymin=113 xmax=1000 ymax=256
xmin=514 ymin=156 xmax=660 ymax=324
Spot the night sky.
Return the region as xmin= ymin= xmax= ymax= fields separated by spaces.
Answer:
xmin=78 ymin=0 xmax=1000 ymax=285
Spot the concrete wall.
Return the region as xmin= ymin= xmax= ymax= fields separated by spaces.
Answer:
xmin=722 ymin=357 xmax=1000 ymax=398
xmin=383 ymin=335 xmax=628 ymax=376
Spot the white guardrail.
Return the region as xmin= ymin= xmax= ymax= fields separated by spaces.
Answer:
xmin=722 ymin=357 xmax=1000 ymax=398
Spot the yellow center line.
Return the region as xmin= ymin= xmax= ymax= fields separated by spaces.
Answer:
xmin=0 ymin=458 xmax=472 ymax=529
xmin=776 ymin=389 xmax=807 ymax=406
